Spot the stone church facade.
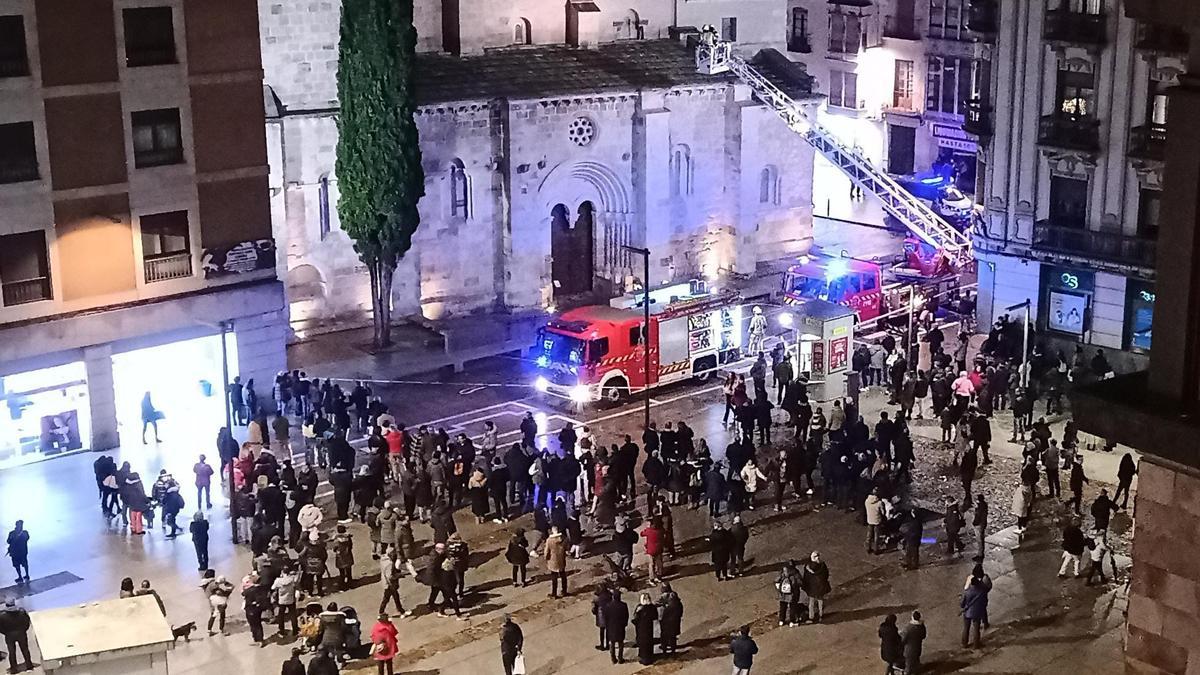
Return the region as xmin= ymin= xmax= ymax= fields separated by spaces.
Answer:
xmin=261 ymin=0 xmax=816 ymax=326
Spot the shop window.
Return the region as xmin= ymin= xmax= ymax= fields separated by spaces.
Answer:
xmin=721 ymin=17 xmax=738 ymax=41
xmin=828 ymin=70 xmax=859 ymax=109
xmin=140 ymin=210 xmax=192 ymax=282
xmin=670 ymin=144 xmax=693 ymax=196
xmin=1049 ymin=175 xmax=1088 ymax=229
xmin=449 ymin=159 xmax=470 ymax=218
xmin=1039 ymin=265 xmax=1093 ymax=338
xmin=131 ymin=108 xmax=183 ymax=168
xmin=0 ymin=122 xmax=38 ymax=184
xmin=1124 ymin=280 xmax=1154 ymax=352
xmin=1137 ymin=189 xmax=1160 ymax=239
xmin=759 ymin=165 xmax=781 ymax=205
xmin=123 ymin=7 xmax=176 ymax=67
xmin=0 ymin=362 xmax=90 ymax=467
xmin=0 ymin=230 xmax=51 ymax=306
xmin=0 ymin=15 xmax=30 ymax=77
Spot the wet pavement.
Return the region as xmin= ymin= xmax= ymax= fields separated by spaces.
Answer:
xmin=0 ymin=356 xmax=1132 ymax=674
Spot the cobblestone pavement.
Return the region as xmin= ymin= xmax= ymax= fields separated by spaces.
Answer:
xmin=0 ymin=364 xmax=1133 ymax=674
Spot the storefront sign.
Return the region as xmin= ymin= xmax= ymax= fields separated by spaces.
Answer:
xmin=812 ymin=341 xmax=825 ymax=375
xmin=829 ymin=336 xmax=848 ymax=373
xmin=201 ymin=239 xmax=276 ymax=279
xmin=932 ymin=124 xmax=978 ymax=153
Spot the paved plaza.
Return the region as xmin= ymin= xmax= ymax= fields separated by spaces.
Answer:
xmin=0 ymin=356 xmax=1135 ymax=674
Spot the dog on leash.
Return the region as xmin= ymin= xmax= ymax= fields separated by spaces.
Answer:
xmin=171 ymin=621 xmax=198 ymax=643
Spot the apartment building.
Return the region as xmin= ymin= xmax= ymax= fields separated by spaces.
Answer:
xmin=0 ymin=0 xmax=285 ymax=467
xmin=972 ymin=0 xmax=1180 ymax=369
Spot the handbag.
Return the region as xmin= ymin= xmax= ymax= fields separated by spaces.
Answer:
xmin=512 ymin=652 xmax=526 ymax=675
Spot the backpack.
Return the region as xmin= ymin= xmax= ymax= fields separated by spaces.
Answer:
xmin=777 ymin=577 xmax=792 ymax=595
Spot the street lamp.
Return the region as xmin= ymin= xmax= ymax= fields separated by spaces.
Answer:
xmin=622 ymin=245 xmax=652 ymax=431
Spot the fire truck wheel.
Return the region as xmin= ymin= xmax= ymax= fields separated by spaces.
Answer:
xmin=602 ymin=380 xmax=627 ymax=404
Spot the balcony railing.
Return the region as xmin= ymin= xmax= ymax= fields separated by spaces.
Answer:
xmin=1037 ymin=114 xmax=1101 ymax=153
xmin=1034 ymin=221 xmax=1157 ymax=268
xmin=1134 ymin=22 xmax=1189 ymax=55
xmin=967 ymin=0 xmax=998 ymax=36
xmin=1128 ymin=123 xmax=1166 ymax=162
xmin=144 ymin=252 xmax=193 ymax=283
xmin=883 ymin=17 xmax=920 ymax=40
xmin=963 ymin=98 xmax=993 ymax=137
xmin=787 ymin=34 xmax=812 ymax=53
xmin=1 ymin=276 xmax=51 ymax=306
xmin=1044 ymin=9 xmax=1107 ymax=46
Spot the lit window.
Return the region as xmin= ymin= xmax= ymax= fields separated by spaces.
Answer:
xmin=131 ymin=108 xmax=183 ymax=168
xmin=828 ymin=70 xmax=859 ymax=109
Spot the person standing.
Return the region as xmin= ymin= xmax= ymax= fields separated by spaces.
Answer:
xmin=901 ymin=611 xmax=926 ymax=675
xmin=378 ymin=548 xmax=412 ymax=617
xmin=605 ymin=590 xmax=630 ymax=664
xmin=710 ymin=522 xmax=734 ymax=581
xmin=944 ymin=500 xmax=965 ymax=558
xmin=370 ymin=614 xmax=399 ymax=675
xmin=272 ymin=566 xmax=300 ymax=636
xmin=500 ymin=614 xmax=524 ymax=675
xmin=1068 ymin=457 xmax=1089 ymax=516
xmin=775 ymin=560 xmax=802 ymax=626
xmin=802 ymin=551 xmax=831 ymax=622
xmin=1041 ymin=441 xmax=1061 ymax=499
xmin=657 ymin=583 xmax=683 ymax=655
xmin=0 ymin=600 xmax=33 ymax=673
xmin=960 ymin=448 xmax=978 ymax=505
xmin=123 ymin=473 xmax=149 ymax=535
xmin=190 ymin=512 xmax=210 ymax=571
xmin=1090 ymin=488 xmax=1119 ymax=537
xmin=281 ymin=648 xmax=306 ymax=675
xmin=1059 ymin=522 xmax=1087 ymax=578
xmin=972 ymin=494 xmax=988 ymax=561
xmin=5 ymin=521 xmax=30 ymax=584
xmin=1114 ymin=452 xmax=1137 ymax=509
xmin=243 ymin=575 xmax=270 ymax=647
xmin=194 ymin=455 xmax=215 ymax=510
xmin=640 ymin=518 xmax=665 ymax=585
xmin=900 ymin=509 xmax=923 ymax=570
xmin=879 ymin=614 xmax=903 ymax=675
xmin=202 ymin=573 xmax=234 ymax=635
xmin=730 ymin=625 xmax=759 ymax=675
xmin=229 ymin=376 xmax=246 ymax=425
xmin=865 ymin=489 xmax=884 ymax=554
xmin=960 ymin=576 xmax=990 ymax=648
xmin=730 ymin=516 xmax=750 ymax=576
xmin=543 ymin=526 xmax=568 ymax=598
xmin=633 ymin=593 xmax=658 ymax=665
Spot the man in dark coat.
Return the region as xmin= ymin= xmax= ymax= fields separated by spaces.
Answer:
xmin=729 ymin=516 xmax=750 ymax=576
xmin=1068 ymin=458 xmax=1089 ymax=516
xmin=0 ymin=599 xmax=33 ymax=673
xmin=730 ymin=625 xmax=758 ymax=674
xmin=710 ymin=522 xmax=734 ymax=581
xmin=1114 ymin=453 xmax=1137 ymax=509
xmin=900 ymin=509 xmax=923 ymax=570
xmin=657 ymin=583 xmax=683 ymax=654
xmin=1090 ymin=488 xmax=1119 ymax=536
xmin=902 ymin=611 xmax=927 ymax=674
xmin=604 ymin=591 xmax=630 ymax=664
xmin=499 ymin=615 xmax=524 ymax=675
xmin=281 ymin=648 xmax=306 ymax=675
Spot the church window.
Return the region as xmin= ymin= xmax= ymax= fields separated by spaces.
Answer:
xmin=449 ymin=159 xmax=470 ymax=218
xmin=567 ymin=116 xmax=596 ymax=146
xmin=318 ymin=174 xmax=331 ymax=239
xmin=759 ymin=165 xmax=781 ymax=205
xmin=670 ymin=144 xmax=693 ymax=196
xmin=514 ymin=18 xmax=531 ymax=45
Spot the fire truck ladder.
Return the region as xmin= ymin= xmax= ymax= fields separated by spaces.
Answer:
xmin=696 ymin=40 xmax=974 ymax=269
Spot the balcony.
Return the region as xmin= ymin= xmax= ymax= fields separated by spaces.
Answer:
xmin=143 ymin=252 xmax=193 ymax=283
xmin=1128 ymin=123 xmax=1166 ymax=162
xmin=1037 ymin=114 xmax=1101 ymax=153
xmin=1 ymin=276 xmax=51 ymax=306
xmin=1134 ymin=22 xmax=1189 ymax=55
xmin=1033 ymin=221 xmax=1157 ymax=268
xmin=1043 ymin=9 xmax=1107 ymax=47
xmin=883 ymin=17 xmax=920 ymax=41
xmin=963 ymin=98 xmax=993 ymax=137
xmin=967 ymin=0 xmax=999 ymax=37
xmin=787 ymin=34 xmax=812 ymax=53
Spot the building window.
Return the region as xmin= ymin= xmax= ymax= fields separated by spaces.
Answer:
xmin=759 ymin=166 xmax=781 ymax=205
xmin=1062 ymin=0 xmax=1103 ymax=14
xmin=1049 ymin=175 xmax=1089 ymax=229
xmin=1057 ymin=69 xmax=1095 ymax=117
xmin=1124 ymin=279 xmax=1154 ymax=352
xmin=0 ymin=231 xmax=51 ymax=306
xmin=0 ymin=122 xmax=38 ymax=184
xmin=140 ymin=210 xmax=192 ymax=282
xmin=789 ymin=7 xmax=810 ymax=51
xmin=123 ymin=7 xmax=176 ymax=67
xmin=567 ymin=116 xmax=596 ymax=146
xmin=928 ymin=0 xmax=967 ymax=39
xmin=893 ymin=60 xmax=915 ymax=109
xmin=828 ymin=70 xmax=859 ymax=109
xmin=829 ymin=11 xmax=862 ymax=53
xmin=1137 ymin=188 xmax=1160 ymax=239
xmin=318 ymin=175 xmax=332 ymax=240
xmin=926 ymin=56 xmax=973 ymax=116
xmin=513 ymin=17 xmax=531 ymax=45
xmin=449 ymin=159 xmax=470 ymax=218
xmin=670 ymin=144 xmax=693 ymax=196
xmin=0 ymin=15 xmax=30 ymax=78
xmin=131 ymin=108 xmax=183 ymax=168
xmin=1146 ymin=78 xmax=1169 ymax=126
xmin=715 ymin=17 xmax=734 ymax=41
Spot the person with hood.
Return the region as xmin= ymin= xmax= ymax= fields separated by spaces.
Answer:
xmin=729 ymin=515 xmax=750 ymax=575
xmin=123 ymin=472 xmax=149 ymax=535
xmin=657 ymin=582 xmax=683 ymax=654
xmin=775 ymin=559 xmax=803 ymax=626
xmin=710 ymin=521 xmax=734 ymax=581
xmin=370 ymin=613 xmax=399 ymax=675
xmin=740 ymin=458 xmax=767 ymax=510
xmin=161 ymin=482 xmax=185 ymax=538
xmin=1114 ymin=452 xmax=1137 ymax=509
xmin=468 ymin=468 xmax=489 ymax=523
xmin=500 ymin=614 xmax=524 ymax=675
xmin=592 ymin=583 xmax=613 ymax=650
xmin=318 ymin=602 xmax=347 ymax=663
xmin=632 ymin=592 xmax=659 ymax=665
xmin=605 ymin=590 xmax=630 ymax=664
xmin=505 ymin=529 xmax=530 ymax=587
xmin=865 ymin=488 xmax=885 ymax=554
xmin=730 ymin=625 xmax=759 ymax=675
xmin=543 ymin=525 xmax=568 ymax=598
xmin=272 ymin=565 xmax=300 ymax=636
xmin=333 ymin=525 xmax=354 ymax=589
xmin=879 ymin=613 xmax=903 ymax=674
xmin=902 ymin=610 xmax=927 ymax=674
xmin=301 ymin=531 xmax=328 ymax=596
xmin=0 ymin=600 xmax=33 ymax=673
xmin=802 ymin=551 xmax=830 ymax=622
xmin=281 ymin=647 xmax=306 ymax=675
xmin=960 ymin=575 xmax=990 ymax=648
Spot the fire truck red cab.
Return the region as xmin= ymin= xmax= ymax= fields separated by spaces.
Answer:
xmin=533 ymin=282 xmax=742 ymax=404
xmin=782 ymin=255 xmax=883 ymax=321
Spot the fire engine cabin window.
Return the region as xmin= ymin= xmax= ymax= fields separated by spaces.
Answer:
xmin=587 ymin=338 xmax=609 ymax=363
xmin=629 ymin=324 xmax=648 ymax=347
xmin=861 ymin=274 xmax=878 ymax=291
xmin=544 ymin=333 xmax=586 ymax=364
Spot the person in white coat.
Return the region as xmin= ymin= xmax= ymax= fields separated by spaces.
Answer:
xmin=740 ymin=459 xmax=767 ymax=511
xmin=747 ymin=307 xmax=768 ymax=356
xmin=865 ymin=488 xmax=886 ymax=553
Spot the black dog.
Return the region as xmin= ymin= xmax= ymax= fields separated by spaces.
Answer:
xmin=171 ymin=621 xmax=197 ymax=643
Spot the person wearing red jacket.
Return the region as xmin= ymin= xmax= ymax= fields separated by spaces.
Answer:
xmin=370 ymin=614 xmax=399 ymax=675
xmin=641 ymin=518 xmax=665 ymax=584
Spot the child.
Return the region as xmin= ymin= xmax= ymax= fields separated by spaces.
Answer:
xmin=334 ymin=525 xmax=354 ymax=589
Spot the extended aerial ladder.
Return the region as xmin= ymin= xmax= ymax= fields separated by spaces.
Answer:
xmin=696 ymin=40 xmax=974 ymax=269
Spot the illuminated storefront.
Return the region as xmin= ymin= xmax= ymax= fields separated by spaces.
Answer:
xmin=0 ymin=362 xmax=91 ymax=469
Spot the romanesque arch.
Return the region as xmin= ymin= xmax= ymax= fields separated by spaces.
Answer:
xmin=537 ymin=160 xmax=633 ymax=294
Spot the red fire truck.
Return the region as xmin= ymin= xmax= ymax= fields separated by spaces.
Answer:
xmin=782 ymin=255 xmax=884 ymax=320
xmin=533 ymin=282 xmax=743 ymax=403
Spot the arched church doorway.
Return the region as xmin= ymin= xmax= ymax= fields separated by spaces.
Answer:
xmin=550 ymin=201 xmax=595 ymax=298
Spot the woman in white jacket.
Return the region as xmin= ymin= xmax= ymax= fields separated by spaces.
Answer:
xmin=740 ymin=459 xmax=767 ymax=511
